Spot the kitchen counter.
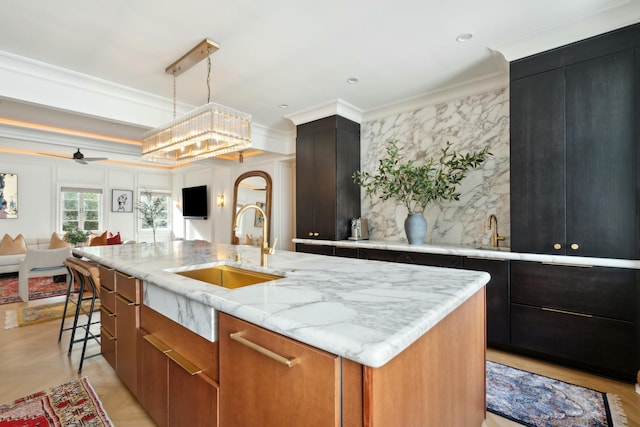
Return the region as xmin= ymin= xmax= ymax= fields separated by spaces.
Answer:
xmin=74 ymin=240 xmax=488 ymax=368
xmin=293 ymin=238 xmax=640 ymax=269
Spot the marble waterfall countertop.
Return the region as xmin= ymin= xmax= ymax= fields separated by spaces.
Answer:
xmin=74 ymin=241 xmax=489 ymax=368
xmin=293 ymin=238 xmax=640 ymax=269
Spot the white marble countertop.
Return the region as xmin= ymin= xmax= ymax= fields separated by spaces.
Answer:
xmin=74 ymin=241 xmax=489 ymax=368
xmin=293 ymin=238 xmax=640 ymax=269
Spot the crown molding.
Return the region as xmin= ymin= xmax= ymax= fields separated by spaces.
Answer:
xmin=284 ymin=99 xmax=363 ymax=126
xmin=490 ymin=0 xmax=640 ymax=62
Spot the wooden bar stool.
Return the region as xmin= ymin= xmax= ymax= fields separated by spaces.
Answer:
xmin=61 ymin=257 xmax=101 ymax=373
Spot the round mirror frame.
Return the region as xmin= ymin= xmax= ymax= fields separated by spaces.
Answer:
xmin=231 ymin=170 xmax=273 ymax=245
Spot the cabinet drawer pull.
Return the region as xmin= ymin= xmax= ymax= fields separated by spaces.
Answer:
xmin=101 ymin=327 xmax=116 ymax=340
xmin=553 ymin=243 xmax=562 ymax=250
xmin=541 ymin=262 xmax=593 ymax=268
xmin=313 ymin=232 xmax=319 ymax=237
xmin=167 ymin=350 xmax=203 ymax=376
xmin=116 ymin=294 xmax=137 ymax=306
xmin=570 ymin=243 xmax=579 ymax=250
xmin=541 ymin=307 xmax=593 ymax=318
xmin=100 ymin=307 xmax=116 ymax=317
xmin=143 ymin=334 xmax=171 ymax=353
xmin=105 ymin=289 xmax=116 ymax=295
xmin=230 ymin=331 xmax=299 ymax=367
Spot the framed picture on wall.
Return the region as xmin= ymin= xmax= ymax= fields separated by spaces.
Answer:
xmin=254 ymin=202 xmax=264 ymax=227
xmin=0 ymin=173 xmax=18 ymax=219
xmin=112 ymin=189 xmax=133 ymax=212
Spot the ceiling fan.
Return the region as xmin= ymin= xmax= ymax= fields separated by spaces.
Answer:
xmin=41 ymin=148 xmax=108 ymax=165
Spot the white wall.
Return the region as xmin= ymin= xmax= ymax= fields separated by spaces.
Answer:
xmin=0 ymin=147 xmax=296 ymax=250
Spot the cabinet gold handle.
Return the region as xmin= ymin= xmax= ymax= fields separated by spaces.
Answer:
xmin=570 ymin=243 xmax=579 ymax=250
xmin=101 ymin=327 xmax=116 ymax=340
xmin=116 ymin=294 xmax=136 ymax=306
xmin=553 ymin=243 xmax=562 ymax=250
xmin=541 ymin=307 xmax=592 ymax=318
xmin=308 ymin=232 xmax=313 ymax=237
xmin=100 ymin=307 xmax=116 ymax=317
xmin=143 ymin=334 xmax=171 ymax=353
xmin=167 ymin=350 xmax=203 ymax=375
xmin=230 ymin=331 xmax=299 ymax=367
xmin=313 ymin=232 xmax=319 ymax=237
xmin=142 ymin=334 xmax=202 ymax=375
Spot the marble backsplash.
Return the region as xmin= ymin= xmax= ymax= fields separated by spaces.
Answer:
xmin=359 ymin=88 xmax=510 ymax=247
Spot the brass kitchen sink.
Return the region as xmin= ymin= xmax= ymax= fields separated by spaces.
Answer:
xmin=175 ymin=265 xmax=283 ymax=289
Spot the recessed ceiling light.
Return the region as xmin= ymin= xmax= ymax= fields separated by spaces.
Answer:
xmin=346 ymin=77 xmax=359 ymax=84
xmin=278 ymin=104 xmax=289 ymax=109
xmin=456 ymin=33 xmax=473 ymax=43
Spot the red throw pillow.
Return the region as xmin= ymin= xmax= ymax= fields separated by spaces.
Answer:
xmin=107 ymin=232 xmax=122 ymax=245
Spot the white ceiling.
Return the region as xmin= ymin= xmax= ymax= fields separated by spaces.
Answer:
xmin=0 ymin=0 xmax=638 ymax=164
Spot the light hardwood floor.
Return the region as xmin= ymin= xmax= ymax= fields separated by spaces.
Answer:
xmin=1 ymin=297 xmax=639 ymax=426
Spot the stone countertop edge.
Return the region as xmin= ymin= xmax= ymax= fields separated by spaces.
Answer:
xmin=74 ymin=241 xmax=489 ymax=368
xmin=293 ymin=238 xmax=640 ymax=269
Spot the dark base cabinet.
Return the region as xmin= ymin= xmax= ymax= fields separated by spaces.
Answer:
xmin=510 ymin=261 xmax=638 ymax=381
xmin=511 ymin=304 xmax=636 ymax=381
xmin=358 ymin=248 xmax=463 ymax=268
xmin=463 ymin=258 xmax=510 ymax=348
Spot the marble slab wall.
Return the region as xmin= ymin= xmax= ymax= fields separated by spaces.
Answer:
xmin=360 ymin=88 xmax=510 ymax=247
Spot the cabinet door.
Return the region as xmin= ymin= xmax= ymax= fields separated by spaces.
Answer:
xmin=296 ymin=126 xmax=318 ymax=239
xmin=510 ymin=69 xmax=566 ymax=254
xmin=219 ymin=313 xmax=341 ymax=427
xmin=464 ymin=258 xmax=510 ymax=346
xmin=565 ymin=50 xmax=636 ymax=259
xmin=116 ymin=295 xmax=138 ymax=394
xmin=137 ymin=332 xmax=169 ymax=427
xmin=168 ymin=358 xmax=219 ymax=427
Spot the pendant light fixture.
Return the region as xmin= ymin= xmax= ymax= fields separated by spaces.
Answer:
xmin=142 ymin=39 xmax=252 ymax=165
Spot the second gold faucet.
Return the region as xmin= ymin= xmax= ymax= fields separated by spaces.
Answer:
xmin=487 ymin=214 xmax=505 ymax=248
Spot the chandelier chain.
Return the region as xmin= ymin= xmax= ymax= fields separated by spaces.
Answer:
xmin=172 ymin=71 xmax=177 ymax=119
xmin=207 ymin=55 xmax=212 ymax=104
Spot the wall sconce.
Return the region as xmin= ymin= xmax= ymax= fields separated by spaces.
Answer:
xmin=216 ymin=194 xmax=225 ymax=207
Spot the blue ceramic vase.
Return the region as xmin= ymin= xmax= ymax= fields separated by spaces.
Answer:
xmin=404 ymin=213 xmax=427 ymax=245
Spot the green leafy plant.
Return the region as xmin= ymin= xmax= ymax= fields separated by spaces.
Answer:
xmin=353 ymin=140 xmax=491 ymax=213
xmin=137 ymin=189 xmax=166 ymax=243
xmin=63 ymin=226 xmax=90 ymax=246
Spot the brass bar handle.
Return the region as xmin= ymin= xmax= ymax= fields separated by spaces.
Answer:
xmin=101 ymin=327 xmax=116 ymax=340
xmin=166 ymin=350 xmax=203 ymax=376
xmin=541 ymin=307 xmax=593 ymax=318
xmin=116 ymin=294 xmax=137 ymax=306
xmin=105 ymin=289 xmax=117 ymax=295
xmin=542 ymin=262 xmax=593 ymax=268
xmin=100 ymin=307 xmax=116 ymax=317
xmin=230 ymin=332 xmax=299 ymax=367
xmin=143 ymin=334 xmax=172 ymax=353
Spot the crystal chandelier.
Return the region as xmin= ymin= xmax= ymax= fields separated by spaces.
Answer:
xmin=142 ymin=39 xmax=251 ymax=165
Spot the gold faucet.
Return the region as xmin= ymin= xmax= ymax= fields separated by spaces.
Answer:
xmin=233 ymin=204 xmax=277 ymax=267
xmin=487 ymin=214 xmax=505 ymax=248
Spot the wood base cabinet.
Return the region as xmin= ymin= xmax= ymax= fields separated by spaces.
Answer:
xmin=219 ymin=313 xmax=341 ymax=427
xmin=137 ymin=305 xmax=219 ymax=427
xmin=219 ymin=289 xmax=485 ymax=427
xmin=97 ymin=267 xmax=140 ymax=394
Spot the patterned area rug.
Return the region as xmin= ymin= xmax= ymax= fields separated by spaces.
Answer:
xmin=0 ymin=377 xmax=113 ymax=426
xmin=487 ymin=360 xmax=628 ymax=426
xmin=0 ymin=273 xmax=68 ymax=304
xmin=4 ymin=300 xmax=98 ymax=329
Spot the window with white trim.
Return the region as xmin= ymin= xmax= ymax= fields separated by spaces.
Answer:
xmin=60 ymin=187 xmax=103 ymax=233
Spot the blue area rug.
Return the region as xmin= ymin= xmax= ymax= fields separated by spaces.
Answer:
xmin=486 ymin=360 xmax=628 ymax=427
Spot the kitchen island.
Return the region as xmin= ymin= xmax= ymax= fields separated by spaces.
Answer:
xmin=75 ymin=240 xmax=489 ymax=426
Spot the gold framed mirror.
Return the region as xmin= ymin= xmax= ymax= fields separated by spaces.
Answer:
xmin=231 ymin=170 xmax=272 ymax=245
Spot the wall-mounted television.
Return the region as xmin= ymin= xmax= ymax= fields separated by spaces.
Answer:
xmin=182 ymin=185 xmax=208 ymax=219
